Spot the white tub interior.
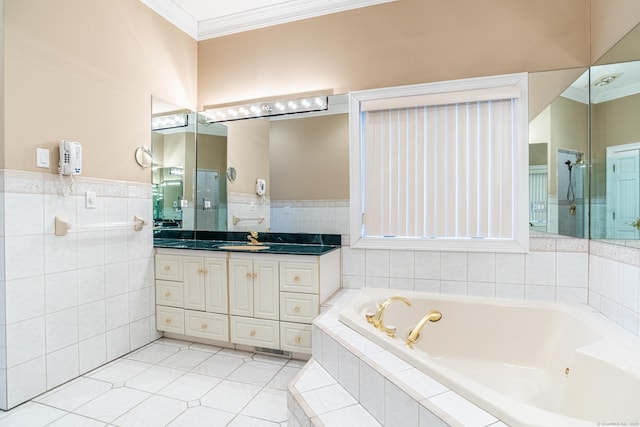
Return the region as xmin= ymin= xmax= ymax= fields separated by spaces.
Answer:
xmin=338 ymin=288 xmax=640 ymax=426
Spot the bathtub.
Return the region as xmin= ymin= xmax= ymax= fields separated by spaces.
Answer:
xmin=338 ymin=288 xmax=640 ymax=426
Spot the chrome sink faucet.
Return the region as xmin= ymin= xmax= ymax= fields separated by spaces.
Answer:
xmin=366 ymin=296 xmax=411 ymax=337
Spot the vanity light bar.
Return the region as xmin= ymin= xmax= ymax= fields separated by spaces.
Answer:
xmin=203 ymin=95 xmax=329 ymax=123
xmin=152 ymin=113 xmax=189 ymax=131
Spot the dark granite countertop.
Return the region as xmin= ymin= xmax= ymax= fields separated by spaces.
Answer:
xmin=154 ymin=231 xmax=341 ymax=256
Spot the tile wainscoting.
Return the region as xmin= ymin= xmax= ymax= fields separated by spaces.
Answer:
xmin=0 ymin=170 xmax=158 ymax=409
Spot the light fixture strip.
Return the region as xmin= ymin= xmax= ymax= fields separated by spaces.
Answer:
xmin=203 ymin=95 xmax=328 ymax=123
xmin=152 ymin=113 xmax=189 ymax=130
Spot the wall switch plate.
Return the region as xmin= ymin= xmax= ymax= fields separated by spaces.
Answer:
xmin=85 ymin=191 xmax=97 ymax=209
xmin=36 ymin=148 xmax=49 ymax=168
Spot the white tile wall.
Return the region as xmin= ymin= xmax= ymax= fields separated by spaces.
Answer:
xmin=0 ymin=170 xmax=155 ymax=410
xmin=589 ymin=241 xmax=640 ymax=335
xmin=228 ymin=192 xmax=270 ymax=232
xmin=271 ymin=199 xmax=349 ymax=234
xmin=342 ymin=234 xmax=591 ymax=305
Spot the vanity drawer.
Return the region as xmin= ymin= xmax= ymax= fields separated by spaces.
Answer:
xmin=156 ymin=255 xmax=183 ymax=281
xmin=156 ymin=280 xmax=184 ymax=307
xmin=280 ymin=292 xmax=318 ymax=323
xmin=184 ymin=310 xmax=229 ymax=342
xmin=279 ymin=262 xmax=318 ymax=294
xmin=156 ymin=306 xmax=184 ymax=334
xmin=230 ymin=316 xmax=279 ymax=349
xmin=280 ymin=322 xmax=312 ymax=354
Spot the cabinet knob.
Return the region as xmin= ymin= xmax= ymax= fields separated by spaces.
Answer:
xmin=165 ymin=291 xmax=171 ymax=297
xmin=295 ymin=336 xmax=302 ymax=343
xmin=294 ymin=306 xmax=301 ymax=313
xmin=246 ymin=272 xmax=253 ymax=279
xmin=198 ymin=268 xmax=203 ymax=274
xmin=203 ymin=269 xmax=208 ymax=275
xmin=250 ymin=330 xmax=256 ymax=337
xmin=253 ymin=272 xmax=258 ymax=279
xmin=294 ymin=276 xmax=300 ymax=282
xmin=164 ymin=265 xmax=170 ymax=271
xmin=165 ymin=318 xmax=172 ymax=324
xmin=201 ymin=323 xmax=208 ymax=329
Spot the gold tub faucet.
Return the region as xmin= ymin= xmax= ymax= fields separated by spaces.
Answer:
xmin=365 ymin=296 xmax=411 ymax=337
xmin=406 ymin=310 xmax=442 ymax=348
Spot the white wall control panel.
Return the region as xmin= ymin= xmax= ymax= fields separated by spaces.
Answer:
xmin=86 ymin=191 xmax=97 ymax=209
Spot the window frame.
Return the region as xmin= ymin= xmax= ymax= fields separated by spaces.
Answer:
xmin=349 ymin=73 xmax=529 ymax=252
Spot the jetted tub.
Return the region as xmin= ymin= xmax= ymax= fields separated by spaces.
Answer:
xmin=338 ymin=288 xmax=640 ymax=426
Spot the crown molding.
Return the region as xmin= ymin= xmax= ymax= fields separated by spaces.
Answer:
xmin=140 ymin=0 xmax=198 ymax=39
xmin=141 ymin=0 xmax=396 ymax=41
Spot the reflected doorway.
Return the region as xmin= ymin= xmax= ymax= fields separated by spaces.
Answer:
xmin=606 ymin=142 xmax=640 ymax=239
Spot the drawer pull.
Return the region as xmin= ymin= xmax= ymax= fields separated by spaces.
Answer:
xmin=294 ymin=306 xmax=301 ymax=313
xmin=165 ymin=291 xmax=171 ymax=297
xmin=165 ymin=318 xmax=172 ymax=324
xmin=294 ymin=276 xmax=300 ymax=282
xmin=250 ymin=330 xmax=256 ymax=337
xmin=164 ymin=265 xmax=170 ymax=271
xmin=201 ymin=323 xmax=208 ymax=329
xmin=295 ymin=336 xmax=302 ymax=343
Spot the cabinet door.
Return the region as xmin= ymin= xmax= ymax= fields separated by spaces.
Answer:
xmin=204 ymin=257 xmax=228 ymax=314
xmin=156 ymin=280 xmax=184 ymax=307
xmin=156 ymin=254 xmax=183 ymax=281
xmin=230 ymin=316 xmax=279 ymax=349
xmin=280 ymin=322 xmax=312 ymax=354
xmin=185 ymin=310 xmax=229 ymax=341
xmin=253 ymin=260 xmax=279 ymax=320
xmin=229 ymin=259 xmax=253 ymax=317
xmin=280 ymin=262 xmax=318 ymax=294
xmin=156 ymin=306 xmax=184 ymax=334
xmin=280 ymin=292 xmax=318 ymax=323
xmin=183 ymin=257 xmax=205 ymax=311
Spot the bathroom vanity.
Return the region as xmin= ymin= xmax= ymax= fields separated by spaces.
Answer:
xmin=153 ymin=232 xmax=341 ymax=356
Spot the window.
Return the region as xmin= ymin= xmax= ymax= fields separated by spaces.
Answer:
xmin=349 ymin=73 xmax=529 ymax=252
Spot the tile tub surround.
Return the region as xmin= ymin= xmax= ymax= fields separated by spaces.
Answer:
xmin=341 ymin=234 xmax=590 ymax=305
xmin=288 ymin=290 xmax=506 ymax=427
xmin=0 ymin=170 xmax=157 ymax=409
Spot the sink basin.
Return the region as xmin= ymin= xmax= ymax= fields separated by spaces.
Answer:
xmin=218 ymin=245 xmax=270 ymax=251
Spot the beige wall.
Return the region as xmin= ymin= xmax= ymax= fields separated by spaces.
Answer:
xmin=197 ymin=0 xmax=590 ymax=108
xmin=591 ymin=0 xmax=640 ymax=63
xmin=226 ymin=119 xmax=270 ymax=195
xmin=270 ymin=114 xmax=349 ymax=200
xmin=591 ymin=93 xmax=640 ymax=162
xmin=549 ymin=97 xmax=589 ymax=196
xmin=4 ymin=0 xmax=197 ymax=182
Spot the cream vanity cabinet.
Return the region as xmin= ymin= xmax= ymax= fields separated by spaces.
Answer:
xmin=155 ymin=250 xmax=229 ymax=342
xmin=155 ymin=246 xmax=341 ymax=356
xmin=228 ymin=251 xmax=340 ymax=355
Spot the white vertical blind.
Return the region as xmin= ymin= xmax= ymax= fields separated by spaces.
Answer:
xmin=362 ymin=98 xmax=516 ymax=239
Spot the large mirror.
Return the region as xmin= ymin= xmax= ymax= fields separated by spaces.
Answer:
xmin=151 ymin=97 xmax=196 ymax=229
xmin=152 ymin=95 xmax=349 ymax=235
xmin=590 ymin=23 xmax=640 ymax=244
xmin=528 ymin=69 xmax=590 ymax=238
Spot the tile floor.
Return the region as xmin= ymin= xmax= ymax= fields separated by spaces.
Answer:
xmin=0 ymin=338 xmax=306 ymax=426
